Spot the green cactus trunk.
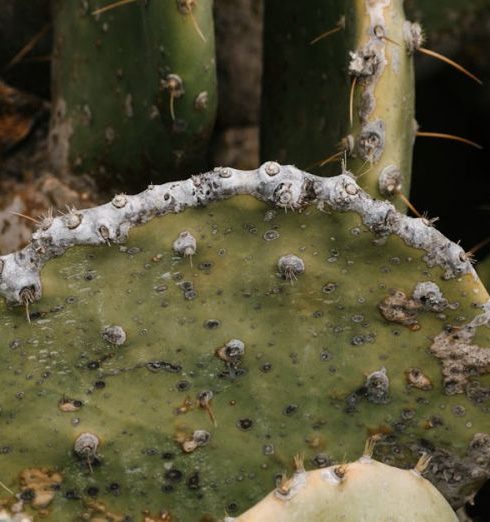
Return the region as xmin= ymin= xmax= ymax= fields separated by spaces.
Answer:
xmin=49 ymin=0 xmax=217 ymax=191
xmin=261 ymin=0 xmax=415 ymax=204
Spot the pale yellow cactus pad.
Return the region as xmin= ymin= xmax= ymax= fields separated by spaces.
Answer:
xmin=231 ymin=453 xmax=457 ymax=521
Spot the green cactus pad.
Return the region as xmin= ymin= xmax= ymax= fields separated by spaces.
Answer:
xmin=0 ymin=187 xmax=489 ymax=520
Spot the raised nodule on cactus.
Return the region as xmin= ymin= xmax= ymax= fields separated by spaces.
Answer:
xmin=0 ymin=163 xmax=478 ymax=306
xmin=0 ymin=164 xmax=488 ymax=520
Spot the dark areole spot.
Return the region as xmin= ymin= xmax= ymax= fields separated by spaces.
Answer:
xmin=176 ymin=380 xmax=191 ymax=391
xmin=146 ymin=361 xmax=182 ymax=373
xmin=322 ymin=282 xmax=337 ymax=293
xmin=198 ymin=262 xmax=213 ymax=270
xmin=320 ymin=350 xmax=332 ymax=361
xmin=261 ymin=362 xmax=272 ymax=373
xmin=203 ymin=319 xmax=221 ymax=329
xmin=165 ymin=469 xmax=183 ymax=482
xmin=64 ymin=489 xmax=80 ymax=500
xmin=162 ymin=452 xmax=175 ymax=460
xmin=227 ymin=502 xmax=239 ymax=514
xmin=283 ymin=404 xmax=298 ymax=416
xmin=86 ymin=486 xmax=99 ymax=497
xmin=237 ymin=418 xmax=254 ymax=431
xmin=20 ymin=488 xmax=35 ymax=501
xmin=108 ymin=482 xmax=121 ymax=496
xmin=187 ymin=472 xmax=200 ymax=490
xmin=312 ymin=454 xmax=332 ymax=468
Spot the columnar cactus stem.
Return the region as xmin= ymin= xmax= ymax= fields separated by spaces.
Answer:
xmin=262 ymin=0 xmax=415 ymax=204
xmin=348 ymin=0 xmax=415 ymax=199
xmin=49 ymin=0 xmax=217 ymax=190
xmin=0 ymin=163 xmax=477 ymax=306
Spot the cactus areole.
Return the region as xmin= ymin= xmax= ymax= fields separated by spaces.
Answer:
xmin=0 ymin=164 xmax=489 ymax=520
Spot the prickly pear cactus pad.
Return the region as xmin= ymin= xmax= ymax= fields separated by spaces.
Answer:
xmin=230 ymin=445 xmax=458 ymax=521
xmin=0 ymin=165 xmax=489 ymax=521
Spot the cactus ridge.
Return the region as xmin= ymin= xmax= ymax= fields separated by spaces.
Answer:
xmin=0 ymin=163 xmax=477 ymax=306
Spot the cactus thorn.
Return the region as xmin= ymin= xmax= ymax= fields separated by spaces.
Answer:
xmin=170 ymin=93 xmax=176 ymax=121
xmin=86 ymin=455 xmax=94 ymax=474
xmin=396 ymin=191 xmax=422 ymax=218
xmin=188 ymin=9 xmax=206 ymax=43
xmin=92 ymin=0 xmax=139 ymax=16
xmin=19 ymin=286 xmax=35 ymax=324
xmin=355 ymin=159 xmax=374 ymax=179
xmin=420 ymin=211 xmax=439 ymax=227
xmin=416 ymin=131 xmax=482 ymax=150
xmin=414 ymin=453 xmax=432 ymax=476
xmin=309 ymin=16 xmax=345 ymax=45
xmin=417 ymin=47 xmax=482 ymax=85
xmin=0 ymin=479 xmax=14 ymax=496
xmin=306 ymin=148 xmax=343 ymax=170
xmin=316 ymin=150 xmax=344 ymax=168
xmin=379 ymin=34 xmax=402 ymax=48
xmin=4 ymin=23 xmax=52 ymax=71
xmin=162 ymin=75 xmax=185 ymax=121
xmin=204 ymin=403 xmax=217 ymax=426
xmin=177 ymin=0 xmax=207 ymax=42
xmin=293 ymin=453 xmax=305 ymax=473
xmin=197 ymin=391 xmax=217 ymax=427
xmin=174 ymin=396 xmax=193 ymax=415
xmin=468 ymin=237 xmax=490 ymax=257
xmin=9 ymin=211 xmax=40 ymax=225
xmin=403 ymin=21 xmax=481 ymax=84
xmin=363 ymin=434 xmax=382 ymax=459
xmin=349 ymin=77 xmax=357 ymax=127
xmin=460 ymin=237 xmax=490 ymax=264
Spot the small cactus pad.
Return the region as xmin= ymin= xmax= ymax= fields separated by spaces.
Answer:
xmin=231 ymin=453 xmax=457 ymax=521
xmin=0 ymin=167 xmax=489 ymax=520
